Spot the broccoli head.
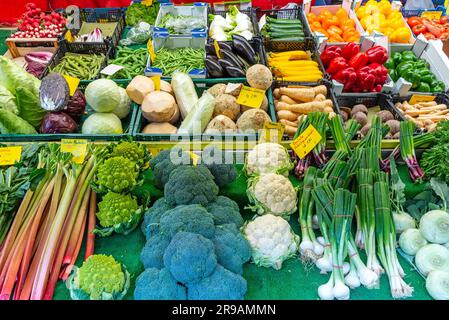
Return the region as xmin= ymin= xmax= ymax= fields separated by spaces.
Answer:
xmin=205 ymin=196 xmax=244 ymax=227
xmin=163 ymin=232 xmax=217 ymax=284
xmin=110 ymin=141 xmax=148 ymax=164
xmin=134 ymin=268 xmax=187 ymax=300
xmin=201 ymin=146 xmax=237 ymax=187
xmin=95 ymin=156 xmax=139 ymax=193
xmin=141 ymin=197 xmax=173 ymax=238
xmin=187 ymin=265 xmax=247 ymax=300
xmin=213 ymin=224 xmax=251 ymax=275
xmin=140 ymin=233 xmax=171 ymax=269
xmin=159 ymin=204 xmax=215 ymax=239
xmin=164 ymin=165 xmax=219 ymax=206
xmin=66 ymin=254 xmax=130 ymax=300
xmin=150 ymin=148 xmax=191 ymax=189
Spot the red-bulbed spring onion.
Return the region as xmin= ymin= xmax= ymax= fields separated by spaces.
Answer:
xmin=399 ymin=121 xmax=424 ymax=182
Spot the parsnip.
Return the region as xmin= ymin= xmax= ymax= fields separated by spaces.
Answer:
xmin=277 ymin=110 xmax=300 ymax=121
xmin=284 ymin=124 xmax=298 ymax=136
xmin=280 ymin=95 xmax=298 ymax=105
xmin=279 ymin=87 xmax=315 ymax=102
xmin=276 ymin=100 xmax=333 ymax=114
xmin=279 ymin=119 xmax=299 ymax=127
xmin=314 ymin=93 xmax=326 ymax=101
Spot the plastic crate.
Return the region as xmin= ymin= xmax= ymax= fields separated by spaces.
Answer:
xmin=0 ymin=80 xmax=137 ymax=143
xmin=153 ymin=3 xmax=208 ymax=37
xmin=255 ymin=7 xmax=316 ymax=52
xmin=209 ymin=7 xmax=260 ymax=37
xmin=65 ymin=7 xmax=125 ymax=58
xmin=205 ymin=36 xmax=267 ymax=80
xmin=133 ymin=78 xmax=276 ymax=142
xmin=42 ymin=40 xmax=110 ymax=81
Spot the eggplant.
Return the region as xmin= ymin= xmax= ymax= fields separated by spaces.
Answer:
xmin=205 ymin=57 xmax=224 ymax=78
xmin=206 ymin=41 xmax=233 ymax=57
xmin=218 ymin=59 xmax=235 ymax=70
xmin=232 ymin=35 xmax=257 ymax=65
xmin=218 ymin=41 xmax=233 ymax=52
xmin=220 ymin=49 xmax=244 ymax=69
xmin=205 ymin=43 xmax=216 ymax=56
xmin=225 ymin=66 xmax=245 ymax=78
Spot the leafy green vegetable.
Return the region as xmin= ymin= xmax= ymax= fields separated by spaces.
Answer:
xmin=125 ymin=2 xmax=160 ymax=26
xmin=0 ymin=85 xmax=18 ymax=115
xmin=16 ymin=87 xmax=46 ymax=128
xmin=0 ymin=108 xmax=37 ymax=134
xmin=429 ymin=178 xmax=449 ymax=212
xmin=421 ymin=121 xmax=449 ymax=184
xmin=0 ymin=56 xmax=40 ymax=96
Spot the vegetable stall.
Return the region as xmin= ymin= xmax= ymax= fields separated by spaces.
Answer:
xmin=1 ymin=0 xmax=449 ymax=302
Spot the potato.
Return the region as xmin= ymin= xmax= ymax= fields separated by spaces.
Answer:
xmin=237 ymin=109 xmax=271 ymax=133
xmin=126 ymin=75 xmax=155 ymax=104
xmin=142 ymin=122 xmax=177 ymax=134
xmin=241 ymin=95 xmax=268 ymax=113
xmin=205 ymin=115 xmax=237 ymax=134
xmin=213 ymin=94 xmax=241 ymax=121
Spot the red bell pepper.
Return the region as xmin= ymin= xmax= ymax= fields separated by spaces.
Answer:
xmin=341 ymin=42 xmax=360 ymax=60
xmin=366 ymin=45 xmax=388 ymax=65
xmin=348 ymin=52 xmax=368 ymax=69
xmin=357 ymin=66 xmax=377 ymax=92
xmin=320 ymin=46 xmax=342 ymax=67
xmin=333 ymin=67 xmax=357 ymax=91
xmin=327 ymin=57 xmax=349 ymax=76
xmin=368 ymin=63 xmax=388 ymax=85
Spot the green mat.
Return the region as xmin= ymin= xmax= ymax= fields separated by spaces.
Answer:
xmin=53 ymin=164 xmax=431 ymax=300
xmin=0 ymin=29 xmax=13 ymax=55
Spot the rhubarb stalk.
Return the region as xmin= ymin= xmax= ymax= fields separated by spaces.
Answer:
xmin=85 ymin=190 xmax=97 ymax=260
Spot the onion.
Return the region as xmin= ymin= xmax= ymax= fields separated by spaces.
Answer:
xmin=419 ymin=210 xmax=449 ymax=244
xmin=415 ymin=244 xmax=449 ymax=276
xmin=426 ymin=270 xmax=449 ymax=300
xmin=399 ymin=228 xmax=428 ymax=256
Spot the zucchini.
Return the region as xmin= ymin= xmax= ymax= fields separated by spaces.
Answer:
xmin=271 ymin=37 xmax=305 ymax=42
xmin=267 ymin=16 xmax=302 ymax=25
xmin=269 ymin=31 xmax=305 ymax=39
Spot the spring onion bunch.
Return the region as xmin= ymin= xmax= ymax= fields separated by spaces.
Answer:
xmin=399 ymin=121 xmax=424 ymax=182
xmin=308 ymin=112 xmax=329 ymax=168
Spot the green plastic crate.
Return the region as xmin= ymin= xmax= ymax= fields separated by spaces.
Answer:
xmin=133 ymin=78 xmax=276 ymax=141
xmin=0 ymin=80 xmax=137 ymax=142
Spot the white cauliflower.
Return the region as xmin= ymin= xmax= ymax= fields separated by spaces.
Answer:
xmin=244 ymin=143 xmax=293 ymax=177
xmin=243 ymin=214 xmax=299 ymax=270
xmin=247 ymin=173 xmax=297 ymax=217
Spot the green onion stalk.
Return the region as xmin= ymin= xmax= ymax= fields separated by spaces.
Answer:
xmin=329 ymin=116 xmax=352 ymax=155
xmin=346 ymin=234 xmax=379 ymax=289
xmin=399 ymin=121 xmax=424 ymax=182
xmin=344 ymin=119 xmax=361 ymax=143
xmin=298 ymin=167 xmax=323 ymax=263
xmin=308 ymin=112 xmax=329 ymax=168
xmin=318 ymin=189 xmax=356 ymax=300
xmin=374 ymin=173 xmax=413 ymax=299
xmin=323 ymin=149 xmax=348 ymax=176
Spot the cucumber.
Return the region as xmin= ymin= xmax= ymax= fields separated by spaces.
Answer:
xmin=267 ymin=16 xmax=302 ymax=24
xmin=271 ymin=37 xmax=305 ymax=41
xmin=269 ymin=26 xmax=304 ymax=34
xmin=270 ymin=31 xmax=304 ymax=39
xmin=267 ymin=23 xmax=303 ymax=30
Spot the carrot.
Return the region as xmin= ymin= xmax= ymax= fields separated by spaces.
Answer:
xmin=277 ymin=110 xmax=300 ymax=121
xmin=280 ymin=95 xmax=298 ymax=105
xmin=279 ymin=87 xmax=316 ymax=102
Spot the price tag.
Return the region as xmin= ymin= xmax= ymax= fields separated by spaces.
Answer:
xmin=147 ymin=40 xmax=156 ymax=63
xmin=259 ymin=121 xmax=285 ymax=144
xmin=290 ymin=124 xmax=321 ymax=159
xmin=148 ymin=147 xmax=163 ymax=157
xmin=214 ymin=40 xmax=223 ymax=59
xmin=61 ymin=139 xmax=88 ymax=164
xmin=142 ymin=0 xmax=153 ymax=6
xmin=0 ymin=146 xmax=22 ymax=166
xmin=420 ymin=11 xmax=443 ymax=20
xmin=64 ymin=30 xmax=74 ymax=42
xmin=236 ymin=86 xmax=265 ymax=109
xmin=100 ymin=64 xmax=124 ymax=76
xmin=189 ymin=151 xmax=200 ymax=166
xmin=409 ymin=95 xmax=436 ymax=105
xmin=63 ymin=75 xmax=80 ymax=96
xmin=151 ymin=76 xmax=161 ymax=91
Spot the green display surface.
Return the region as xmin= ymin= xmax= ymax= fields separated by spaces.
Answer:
xmin=53 ymin=164 xmax=431 ymax=300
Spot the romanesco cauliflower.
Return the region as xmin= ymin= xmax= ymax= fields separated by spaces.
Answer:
xmin=243 ymin=214 xmax=300 ymax=270
xmin=247 ymin=173 xmax=297 ymax=217
xmin=134 ymin=268 xmax=187 ymax=300
xmin=66 ymin=254 xmax=130 ymax=300
xmin=95 ymin=192 xmax=142 ymax=236
xmin=150 ymin=148 xmax=191 ymax=189
xmin=110 ymin=141 xmax=148 ymax=164
xmin=95 ymin=156 xmax=139 ymax=193
xmin=244 ymin=143 xmax=293 ymax=177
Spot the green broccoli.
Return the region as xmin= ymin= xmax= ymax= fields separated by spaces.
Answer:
xmin=94 ymin=156 xmax=139 ymax=193
xmin=159 ymin=204 xmax=215 ymax=239
xmin=213 ymin=224 xmax=251 ymax=275
xmin=134 ymin=268 xmax=187 ymax=300
xmin=205 ymin=196 xmax=244 ymax=227
xmin=66 ymin=254 xmax=130 ymax=300
xmin=150 ymin=148 xmax=191 ymax=189
xmin=187 ymin=265 xmax=247 ymax=300
xmin=201 ymin=146 xmax=238 ymax=187
xmin=140 ymin=233 xmax=171 ymax=269
xmin=141 ymin=197 xmax=173 ymax=239
xmin=110 ymin=141 xmax=149 ymax=164
xmin=164 ymin=165 xmax=218 ymax=206
xmin=95 ymin=192 xmax=142 ymax=236
xmin=163 ymin=232 xmax=217 ymax=284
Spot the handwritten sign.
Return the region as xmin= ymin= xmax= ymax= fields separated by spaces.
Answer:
xmin=100 ymin=64 xmax=124 ymax=76
xmin=409 ymin=95 xmax=436 ymax=105
xmin=260 ymin=121 xmax=285 ymax=143
xmin=236 ymin=86 xmax=265 ymax=109
xmin=61 ymin=139 xmax=88 ymax=164
xmin=290 ymin=125 xmax=321 ymax=159
xmin=420 ymin=11 xmax=443 ymax=20
xmin=0 ymin=146 xmax=22 ymax=166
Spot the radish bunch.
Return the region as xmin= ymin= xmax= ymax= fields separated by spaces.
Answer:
xmin=11 ymin=3 xmax=66 ymax=39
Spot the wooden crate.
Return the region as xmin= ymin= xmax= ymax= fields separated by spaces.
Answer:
xmin=5 ymin=37 xmax=59 ymax=58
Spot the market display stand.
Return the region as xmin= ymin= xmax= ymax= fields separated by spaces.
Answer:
xmin=53 ymin=165 xmax=431 ymax=300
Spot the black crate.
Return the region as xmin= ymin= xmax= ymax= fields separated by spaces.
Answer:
xmin=42 ymin=40 xmax=110 ymax=81
xmin=205 ymin=36 xmax=267 ymax=79
xmin=255 ymin=7 xmax=316 ymax=52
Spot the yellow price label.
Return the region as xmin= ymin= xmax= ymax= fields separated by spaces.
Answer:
xmin=147 ymin=40 xmax=156 ymax=63
xmin=290 ymin=125 xmax=321 ymax=159
xmin=61 ymin=139 xmax=88 ymax=164
xmin=141 ymin=0 xmax=153 ymax=6
xmin=409 ymin=95 xmax=436 ymax=105
xmin=64 ymin=30 xmax=74 ymax=42
xmin=151 ymin=76 xmax=161 ymax=91
xmin=63 ymin=75 xmax=80 ymax=96
xmin=259 ymin=121 xmax=285 ymax=143
xmin=189 ymin=151 xmax=200 ymax=166
xmin=420 ymin=11 xmax=443 ymax=20
xmin=236 ymin=86 xmax=266 ymax=109
xmin=147 ymin=147 xmax=164 ymax=157
xmin=214 ymin=40 xmax=223 ymax=59
xmin=0 ymin=146 xmax=22 ymax=166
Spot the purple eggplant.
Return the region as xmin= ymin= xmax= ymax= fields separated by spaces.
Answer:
xmin=232 ymin=35 xmax=257 ymax=65
xmin=220 ymin=49 xmax=244 ymax=69
xmin=205 ymin=57 xmax=224 ymax=78
xmin=225 ymin=66 xmax=245 ymax=78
